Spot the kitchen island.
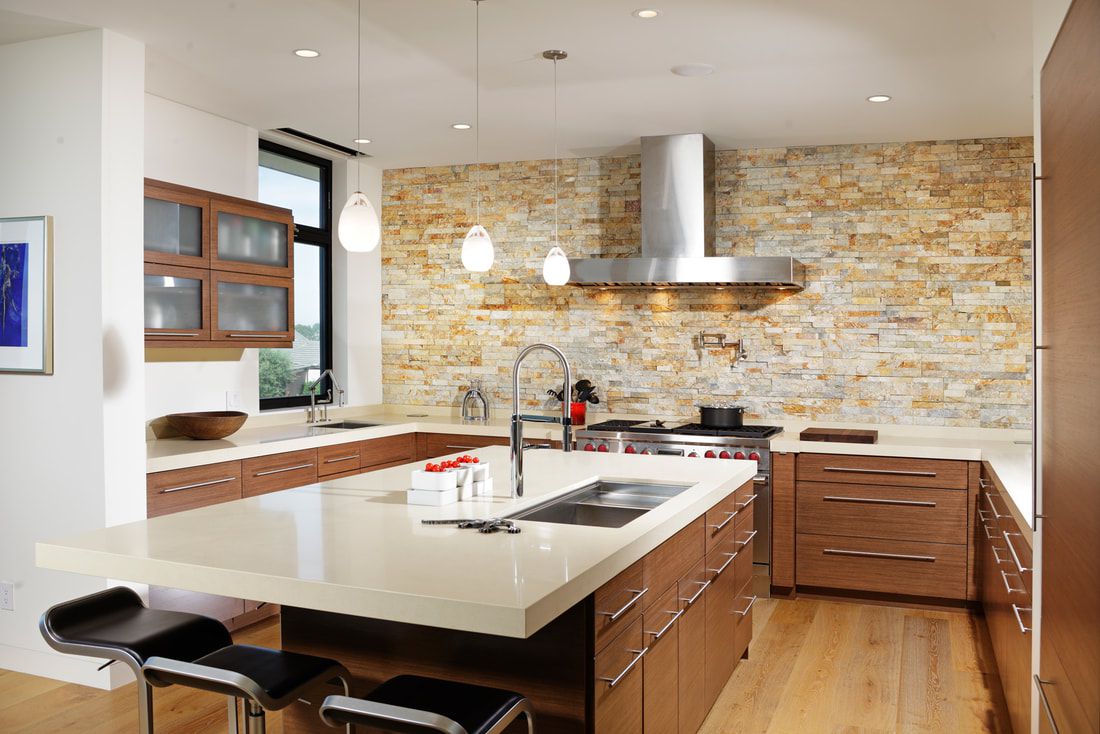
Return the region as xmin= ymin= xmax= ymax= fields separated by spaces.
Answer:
xmin=38 ymin=447 xmax=758 ymax=733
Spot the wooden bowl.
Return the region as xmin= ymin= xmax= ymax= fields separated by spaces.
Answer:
xmin=165 ymin=411 xmax=248 ymax=440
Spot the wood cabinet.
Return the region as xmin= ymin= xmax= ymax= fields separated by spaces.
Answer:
xmin=416 ymin=432 xmax=510 ymax=460
xmin=317 ymin=442 xmax=362 ymax=478
xmin=641 ymin=585 xmax=680 ymax=734
xmin=771 ymin=451 xmax=796 ymax=589
xmin=1039 ymin=0 xmax=1100 ymax=731
xmin=361 ymin=433 xmax=416 ymax=470
xmin=793 ymin=452 xmax=972 ymax=601
xmin=594 ymin=619 xmax=645 ymax=734
xmin=146 ymin=460 xmax=242 ymax=518
xmin=677 ymin=559 xmax=709 ymax=734
xmin=242 ymin=449 xmax=318 ymax=497
xmin=143 ymin=178 xmax=294 ymax=349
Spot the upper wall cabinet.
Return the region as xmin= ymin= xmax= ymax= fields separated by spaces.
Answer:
xmin=144 ymin=178 xmax=294 ymax=349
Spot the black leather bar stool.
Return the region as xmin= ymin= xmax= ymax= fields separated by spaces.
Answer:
xmin=143 ymin=644 xmax=352 ymax=734
xmin=320 ymin=675 xmax=535 ymax=734
xmin=39 ymin=586 xmax=233 ymax=734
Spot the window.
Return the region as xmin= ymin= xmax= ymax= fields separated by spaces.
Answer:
xmin=257 ymin=140 xmax=333 ymax=410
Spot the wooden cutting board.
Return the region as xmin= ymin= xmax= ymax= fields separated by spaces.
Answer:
xmin=799 ymin=427 xmax=878 ymax=444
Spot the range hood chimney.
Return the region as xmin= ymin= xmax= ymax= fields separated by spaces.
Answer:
xmin=567 ymin=133 xmax=804 ymax=289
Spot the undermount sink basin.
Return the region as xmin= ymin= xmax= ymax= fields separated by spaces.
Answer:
xmin=507 ymin=480 xmax=692 ymax=528
xmin=314 ymin=421 xmax=381 ymax=430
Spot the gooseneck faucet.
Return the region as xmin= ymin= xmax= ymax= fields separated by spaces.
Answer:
xmin=306 ymin=369 xmax=345 ymax=424
xmin=511 ymin=344 xmax=573 ymax=498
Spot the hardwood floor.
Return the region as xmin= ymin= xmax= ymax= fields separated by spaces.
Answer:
xmin=0 ymin=599 xmax=1010 ymax=733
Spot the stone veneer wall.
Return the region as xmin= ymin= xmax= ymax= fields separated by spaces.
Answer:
xmin=381 ymin=137 xmax=1033 ymax=429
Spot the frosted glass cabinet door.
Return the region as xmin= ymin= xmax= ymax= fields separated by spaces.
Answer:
xmin=211 ymin=272 xmax=293 ymax=345
xmin=211 ymin=198 xmax=294 ymax=277
xmin=143 ymin=181 xmax=210 ymax=267
xmin=144 ymin=264 xmax=210 ymax=342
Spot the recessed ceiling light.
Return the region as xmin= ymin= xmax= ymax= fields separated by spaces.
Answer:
xmin=293 ymin=48 xmax=320 ymax=58
xmin=867 ymin=94 xmax=892 ymax=103
xmin=451 ymin=122 xmax=472 ymax=130
xmin=353 ymin=138 xmax=371 ymax=144
xmin=671 ymin=63 xmax=715 ymax=77
xmin=633 ymin=9 xmax=660 ymax=19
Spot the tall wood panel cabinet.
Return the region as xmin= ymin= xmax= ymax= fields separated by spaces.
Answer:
xmin=1038 ymin=0 xmax=1100 ymax=731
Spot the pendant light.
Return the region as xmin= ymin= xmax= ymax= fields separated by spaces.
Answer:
xmin=541 ymin=49 xmax=570 ymax=286
xmin=460 ymin=0 xmax=494 ymax=272
xmin=338 ymin=0 xmax=381 ymax=253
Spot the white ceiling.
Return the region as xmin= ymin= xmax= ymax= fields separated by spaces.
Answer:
xmin=0 ymin=0 xmax=1034 ymax=169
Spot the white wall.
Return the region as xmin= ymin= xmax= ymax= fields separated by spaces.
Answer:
xmin=143 ymin=95 xmax=261 ymax=418
xmin=0 ymin=29 xmax=145 ymax=687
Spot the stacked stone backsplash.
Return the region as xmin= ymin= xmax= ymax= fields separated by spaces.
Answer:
xmin=381 ymin=137 xmax=1033 ymax=429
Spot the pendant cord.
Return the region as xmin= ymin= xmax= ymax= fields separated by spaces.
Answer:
xmin=474 ymin=0 xmax=481 ymax=223
xmin=355 ymin=0 xmax=362 ymax=193
xmin=553 ymin=57 xmax=559 ymax=246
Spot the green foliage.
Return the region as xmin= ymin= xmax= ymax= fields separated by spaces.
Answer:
xmin=259 ymin=349 xmax=294 ymax=398
xmin=295 ymin=322 xmax=321 ymax=341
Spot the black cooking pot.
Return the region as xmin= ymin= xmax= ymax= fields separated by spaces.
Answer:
xmin=698 ymin=404 xmax=746 ymax=428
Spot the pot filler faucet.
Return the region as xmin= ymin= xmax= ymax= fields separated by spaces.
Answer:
xmin=511 ymin=343 xmax=573 ymax=498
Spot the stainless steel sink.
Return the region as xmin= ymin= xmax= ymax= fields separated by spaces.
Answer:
xmin=507 ymin=480 xmax=692 ymax=528
xmin=314 ymin=421 xmax=381 ymax=430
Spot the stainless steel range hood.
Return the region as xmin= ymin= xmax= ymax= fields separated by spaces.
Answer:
xmin=567 ymin=133 xmax=804 ymax=289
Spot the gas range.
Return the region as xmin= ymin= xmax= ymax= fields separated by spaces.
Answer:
xmin=575 ymin=419 xmax=782 ymax=468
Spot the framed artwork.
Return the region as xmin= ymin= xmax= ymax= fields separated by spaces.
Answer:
xmin=0 ymin=216 xmax=53 ymax=374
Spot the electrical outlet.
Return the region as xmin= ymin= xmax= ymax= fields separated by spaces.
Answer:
xmin=0 ymin=581 xmax=13 ymax=611
xmin=225 ymin=390 xmax=242 ymax=411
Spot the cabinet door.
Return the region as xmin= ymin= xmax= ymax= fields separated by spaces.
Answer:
xmin=144 ymin=180 xmax=209 ymax=267
xmin=211 ymin=271 xmax=293 ymax=347
xmin=416 ymin=432 xmax=510 ymax=460
xmin=704 ymin=538 xmax=738 ymax=711
xmin=146 ymin=461 xmax=242 ymax=518
xmin=210 ymin=197 xmax=293 ymax=277
xmin=677 ymin=559 xmax=709 ymax=734
xmin=642 ymin=585 xmax=680 ymax=734
xmin=242 ymin=449 xmax=318 ymax=497
xmin=594 ymin=618 xmax=645 ymax=734
xmin=144 ymin=264 xmax=210 ymax=344
xmin=317 ymin=442 xmax=362 ymax=478
xmin=361 ymin=434 xmax=417 ymax=470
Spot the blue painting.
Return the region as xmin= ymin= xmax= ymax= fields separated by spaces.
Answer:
xmin=0 ymin=242 xmax=29 ymax=347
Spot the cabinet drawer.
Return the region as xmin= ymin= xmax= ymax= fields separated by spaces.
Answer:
xmin=797 ymin=481 xmax=968 ymax=545
xmin=594 ymin=560 xmax=649 ymax=653
xmin=147 ymin=461 xmax=242 ymax=518
xmin=242 ymin=449 xmax=318 ymax=497
xmin=361 ymin=433 xmax=416 ymax=470
xmin=734 ymin=523 xmax=756 ymax=595
xmin=797 ymin=532 xmax=967 ymax=599
xmin=677 ymin=558 xmax=708 ymax=734
xmin=705 ymin=479 xmax=754 ymax=553
xmin=417 ymin=432 xmax=509 ymax=460
xmin=733 ymin=578 xmax=755 ymax=661
xmin=317 ymin=442 xmax=361 ymax=477
xmin=797 ymin=453 xmax=968 ymax=490
xmin=642 ymin=517 xmax=705 ymax=612
xmin=641 ymin=585 xmax=679 ymax=734
xmin=594 ymin=618 xmax=645 ymax=734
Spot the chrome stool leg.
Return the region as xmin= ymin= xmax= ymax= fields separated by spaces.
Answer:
xmin=137 ymin=676 xmax=155 ymax=734
xmin=228 ymin=697 xmax=239 ymax=734
xmin=243 ymin=700 xmax=266 ymax=734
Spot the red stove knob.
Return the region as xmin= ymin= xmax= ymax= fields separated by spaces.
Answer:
xmin=719 ymin=450 xmax=731 ymax=459
xmin=641 ymin=449 xmax=653 ymax=455
xmin=704 ymin=450 xmax=717 ymax=459
xmin=749 ymin=451 xmax=760 ymax=461
xmin=688 ymin=451 xmax=699 ymax=458
xmin=597 ymin=444 xmax=609 ymax=453
xmin=734 ymin=451 xmax=746 ymax=460
xmin=625 ymin=445 xmax=637 ymax=454
xmin=583 ymin=443 xmax=595 ymax=452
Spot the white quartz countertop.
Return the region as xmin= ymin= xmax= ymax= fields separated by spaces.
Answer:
xmin=39 ymin=447 xmax=756 ymax=638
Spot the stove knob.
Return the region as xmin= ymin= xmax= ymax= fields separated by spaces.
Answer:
xmin=597 ymin=444 xmax=609 ymax=453
xmin=583 ymin=443 xmax=595 ymax=452
xmin=719 ymin=450 xmax=732 ymax=460
xmin=641 ymin=448 xmax=653 ymax=455
xmin=734 ymin=451 xmax=746 ymax=460
xmin=625 ymin=445 xmax=637 ymax=454
xmin=688 ymin=452 xmax=699 ymax=458
xmin=749 ymin=451 xmax=760 ymax=461
xmin=704 ymin=450 xmax=717 ymax=459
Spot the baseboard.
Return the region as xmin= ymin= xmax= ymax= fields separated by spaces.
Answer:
xmin=0 ymin=642 xmax=130 ymax=689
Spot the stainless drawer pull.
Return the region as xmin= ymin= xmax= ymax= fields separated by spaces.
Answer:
xmin=734 ymin=595 xmax=758 ymax=617
xmin=737 ymin=493 xmax=758 ymax=510
xmin=823 ymin=548 xmax=935 ymax=563
xmin=709 ymin=511 xmax=737 ymax=532
xmin=991 ymin=544 xmax=1010 ymax=565
xmin=1034 ymin=677 xmax=1061 ymax=734
xmin=709 ymin=552 xmax=738 ymax=576
xmin=228 ymin=333 xmax=286 ymax=339
xmin=982 ymin=523 xmax=998 ymax=540
xmin=680 ymin=580 xmax=711 ymax=606
xmin=823 ymin=495 xmax=936 ymax=508
xmin=737 ymin=529 xmax=758 ymax=548
xmin=598 ymin=587 xmax=649 ymax=622
xmin=1011 ymin=604 xmax=1032 ymax=634
xmin=324 ymin=455 xmax=359 ymax=464
xmin=978 ymin=478 xmax=990 ymax=489
xmin=145 ymin=331 xmax=199 ymax=337
xmin=599 ymin=647 xmax=648 ymax=688
xmin=1003 ymin=531 xmax=1032 ymax=574
xmin=160 ymin=477 xmax=236 ymax=494
xmin=646 ymin=608 xmax=684 ymax=642
xmin=982 ymin=491 xmax=1007 ymax=519
xmin=977 ymin=508 xmax=991 ymax=522
xmin=254 ymin=462 xmax=314 ymax=477
xmin=823 ymin=466 xmax=936 ymax=478
xmin=445 ymin=445 xmax=481 ymax=450
xmin=1001 ymin=568 xmax=1025 ymax=594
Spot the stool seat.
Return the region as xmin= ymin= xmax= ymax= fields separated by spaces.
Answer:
xmin=144 ymin=644 xmax=349 ymax=712
xmin=321 ymin=675 xmax=534 ymax=734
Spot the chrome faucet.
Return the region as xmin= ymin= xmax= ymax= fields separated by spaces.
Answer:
xmin=306 ymin=369 xmax=345 ymax=423
xmin=461 ymin=380 xmax=490 ymax=423
xmin=511 ymin=344 xmax=573 ymax=498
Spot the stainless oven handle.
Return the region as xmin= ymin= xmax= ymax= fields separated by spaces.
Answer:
xmin=752 ymin=474 xmax=767 ymax=485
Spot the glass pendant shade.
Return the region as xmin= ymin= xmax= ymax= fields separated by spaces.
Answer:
xmin=461 ymin=224 xmax=495 ymax=272
xmin=542 ymin=245 xmax=570 ymax=285
xmin=338 ymin=191 xmax=381 ymax=253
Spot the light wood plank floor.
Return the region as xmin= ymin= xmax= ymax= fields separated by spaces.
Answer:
xmin=0 ymin=598 xmax=1010 ymax=733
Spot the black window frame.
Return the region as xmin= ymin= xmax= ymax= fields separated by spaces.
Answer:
xmin=257 ymin=139 xmax=335 ymax=411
